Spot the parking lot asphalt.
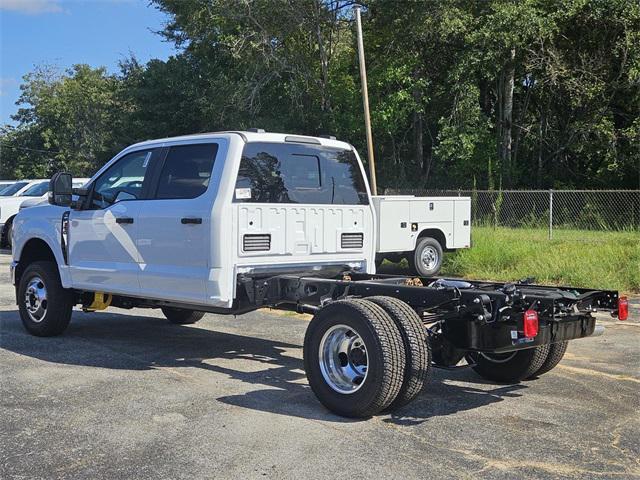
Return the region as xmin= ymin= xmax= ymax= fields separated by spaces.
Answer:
xmin=1 ymin=251 xmax=639 ymax=480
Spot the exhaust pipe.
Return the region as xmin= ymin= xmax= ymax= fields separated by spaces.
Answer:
xmin=592 ymin=324 xmax=605 ymax=337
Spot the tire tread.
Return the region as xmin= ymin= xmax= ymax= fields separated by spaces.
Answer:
xmin=367 ymin=296 xmax=430 ymax=409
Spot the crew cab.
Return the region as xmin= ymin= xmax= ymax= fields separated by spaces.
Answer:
xmin=10 ymin=131 xmax=627 ymax=418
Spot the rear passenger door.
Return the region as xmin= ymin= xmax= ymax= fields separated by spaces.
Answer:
xmin=136 ymin=143 xmax=219 ymax=305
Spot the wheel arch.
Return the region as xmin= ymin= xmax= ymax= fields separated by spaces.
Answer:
xmin=415 ymin=228 xmax=447 ymax=250
xmin=14 ymin=237 xmax=63 ymax=290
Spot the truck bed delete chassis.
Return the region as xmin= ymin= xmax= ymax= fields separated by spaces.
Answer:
xmin=238 ymin=270 xmax=620 ymax=357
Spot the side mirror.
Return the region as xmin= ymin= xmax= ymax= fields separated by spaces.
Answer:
xmin=48 ymin=172 xmax=73 ymax=207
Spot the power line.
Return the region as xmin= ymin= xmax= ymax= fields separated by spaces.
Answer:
xmin=0 ymin=143 xmax=61 ymax=155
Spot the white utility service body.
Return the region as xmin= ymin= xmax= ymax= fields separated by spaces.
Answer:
xmin=373 ymin=195 xmax=470 ymax=268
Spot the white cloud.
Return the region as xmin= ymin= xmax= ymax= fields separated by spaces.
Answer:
xmin=0 ymin=0 xmax=63 ymax=15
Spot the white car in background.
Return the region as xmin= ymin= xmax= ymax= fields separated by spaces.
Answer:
xmin=1 ymin=178 xmax=88 ymax=248
xmin=0 ymin=180 xmax=17 ymax=193
xmin=0 ymin=180 xmax=36 ymax=197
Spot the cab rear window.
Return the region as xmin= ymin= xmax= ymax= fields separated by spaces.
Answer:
xmin=234 ymin=142 xmax=368 ymax=205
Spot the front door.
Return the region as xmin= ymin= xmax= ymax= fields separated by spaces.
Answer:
xmin=68 ymin=148 xmax=157 ymax=294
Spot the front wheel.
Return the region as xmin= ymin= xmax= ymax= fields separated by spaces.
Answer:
xmin=468 ymin=346 xmax=550 ymax=383
xmin=18 ymin=261 xmax=74 ymax=336
xmin=409 ymin=237 xmax=443 ymax=277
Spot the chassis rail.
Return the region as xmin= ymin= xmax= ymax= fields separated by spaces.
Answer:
xmin=238 ymin=271 xmax=620 ymax=357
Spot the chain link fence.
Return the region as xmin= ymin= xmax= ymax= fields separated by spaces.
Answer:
xmin=385 ymin=189 xmax=640 ymax=240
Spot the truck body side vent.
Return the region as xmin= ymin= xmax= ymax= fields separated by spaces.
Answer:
xmin=341 ymin=232 xmax=363 ymax=249
xmin=243 ymin=234 xmax=271 ymax=252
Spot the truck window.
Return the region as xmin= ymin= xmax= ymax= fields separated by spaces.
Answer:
xmin=91 ymin=149 xmax=153 ymax=208
xmin=235 ymin=142 xmax=368 ymax=205
xmin=155 ymin=143 xmax=219 ymax=199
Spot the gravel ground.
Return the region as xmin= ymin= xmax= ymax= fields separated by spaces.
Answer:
xmin=1 ymin=252 xmax=638 ymax=479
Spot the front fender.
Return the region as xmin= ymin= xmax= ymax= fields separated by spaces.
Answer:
xmin=12 ymin=206 xmax=72 ymax=288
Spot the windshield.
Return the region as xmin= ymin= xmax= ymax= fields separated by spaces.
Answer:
xmin=235 ymin=142 xmax=369 ymax=205
xmin=0 ymin=181 xmax=28 ymax=196
xmin=21 ymin=181 xmax=50 ymax=197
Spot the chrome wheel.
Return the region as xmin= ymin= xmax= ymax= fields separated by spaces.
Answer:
xmin=479 ymin=352 xmax=517 ymax=364
xmin=319 ymin=324 xmax=369 ymax=394
xmin=420 ymin=246 xmax=439 ymax=271
xmin=24 ymin=275 xmax=48 ymax=323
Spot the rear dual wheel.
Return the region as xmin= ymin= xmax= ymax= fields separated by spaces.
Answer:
xmin=304 ymin=297 xmax=430 ymax=417
xmin=468 ymin=341 xmax=568 ymax=383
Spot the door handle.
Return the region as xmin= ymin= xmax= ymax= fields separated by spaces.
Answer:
xmin=115 ymin=217 xmax=134 ymax=224
xmin=181 ymin=217 xmax=202 ymax=225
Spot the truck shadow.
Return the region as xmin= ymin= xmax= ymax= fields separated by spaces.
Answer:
xmin=0 ymin=309 xmax=526 ymax=425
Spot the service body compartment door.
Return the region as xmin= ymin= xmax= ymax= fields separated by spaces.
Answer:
xmin=372 ymin=197 xmax=413 ymax=252
xmin=409 ymin=199 xmax=455 ymax=223
xmin=453 ymin=200 xmax=471 ymax=249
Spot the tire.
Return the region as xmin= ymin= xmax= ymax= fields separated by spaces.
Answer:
xmin=161 ymin=307 xmax=205 ymax=325
xmin=18 ymin=261 xmax=74 ymax=337
xmin=530 ymin=341 xmax=568 ymax=378
xmin=303 ymin=298 xmax=406 ymax=418
xmin=367 ymin=296 xmax=430 ymax=409
xmin=468 ymin=345 xmax=550 ymax=383
xmin=409 ymin=237 xmax=443 ymax=277
xmin=5 ymin=219 xmax=13 ymax=249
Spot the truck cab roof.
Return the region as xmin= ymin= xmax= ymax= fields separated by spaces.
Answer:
xmin=127 ymin=131 xmax=353 ymax=152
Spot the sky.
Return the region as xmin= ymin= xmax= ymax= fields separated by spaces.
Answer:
xmin=0 ymin=0 xmax=176 ymax=124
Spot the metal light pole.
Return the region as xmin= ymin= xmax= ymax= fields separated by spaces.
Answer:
xmin=354 ymin=5 xmax=377 ymax=195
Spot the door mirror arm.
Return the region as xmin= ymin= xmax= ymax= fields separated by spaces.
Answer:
xmin=71 ymin=186 xmax=91 ymax=210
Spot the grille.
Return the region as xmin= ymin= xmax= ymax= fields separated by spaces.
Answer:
xmin=243 ymin=234 xmax=271 ymax=252
xmin=341 ymin=232 xmax=364 ymax=249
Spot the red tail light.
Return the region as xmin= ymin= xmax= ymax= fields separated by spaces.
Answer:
xmin=618 ymin=296 xmax=628 ymax=321
xmin=523 ymin=310 xmax=539 ymax=338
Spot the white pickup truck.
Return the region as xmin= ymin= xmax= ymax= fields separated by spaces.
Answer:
xmin=11 ymin=131 xmax=625 ymax=418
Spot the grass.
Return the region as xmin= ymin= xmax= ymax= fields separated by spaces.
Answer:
xmin=440 ymin=227 xmax=640 ymax=294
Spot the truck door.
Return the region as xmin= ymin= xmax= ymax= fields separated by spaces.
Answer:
xmin=136 ymin=143 xmax=220 ymax=305
xmin=68 ymin=149 xmax=157 ymax=294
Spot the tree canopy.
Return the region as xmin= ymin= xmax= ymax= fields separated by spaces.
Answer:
xmin=1 ymin=0 xmax=638 ymax=190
